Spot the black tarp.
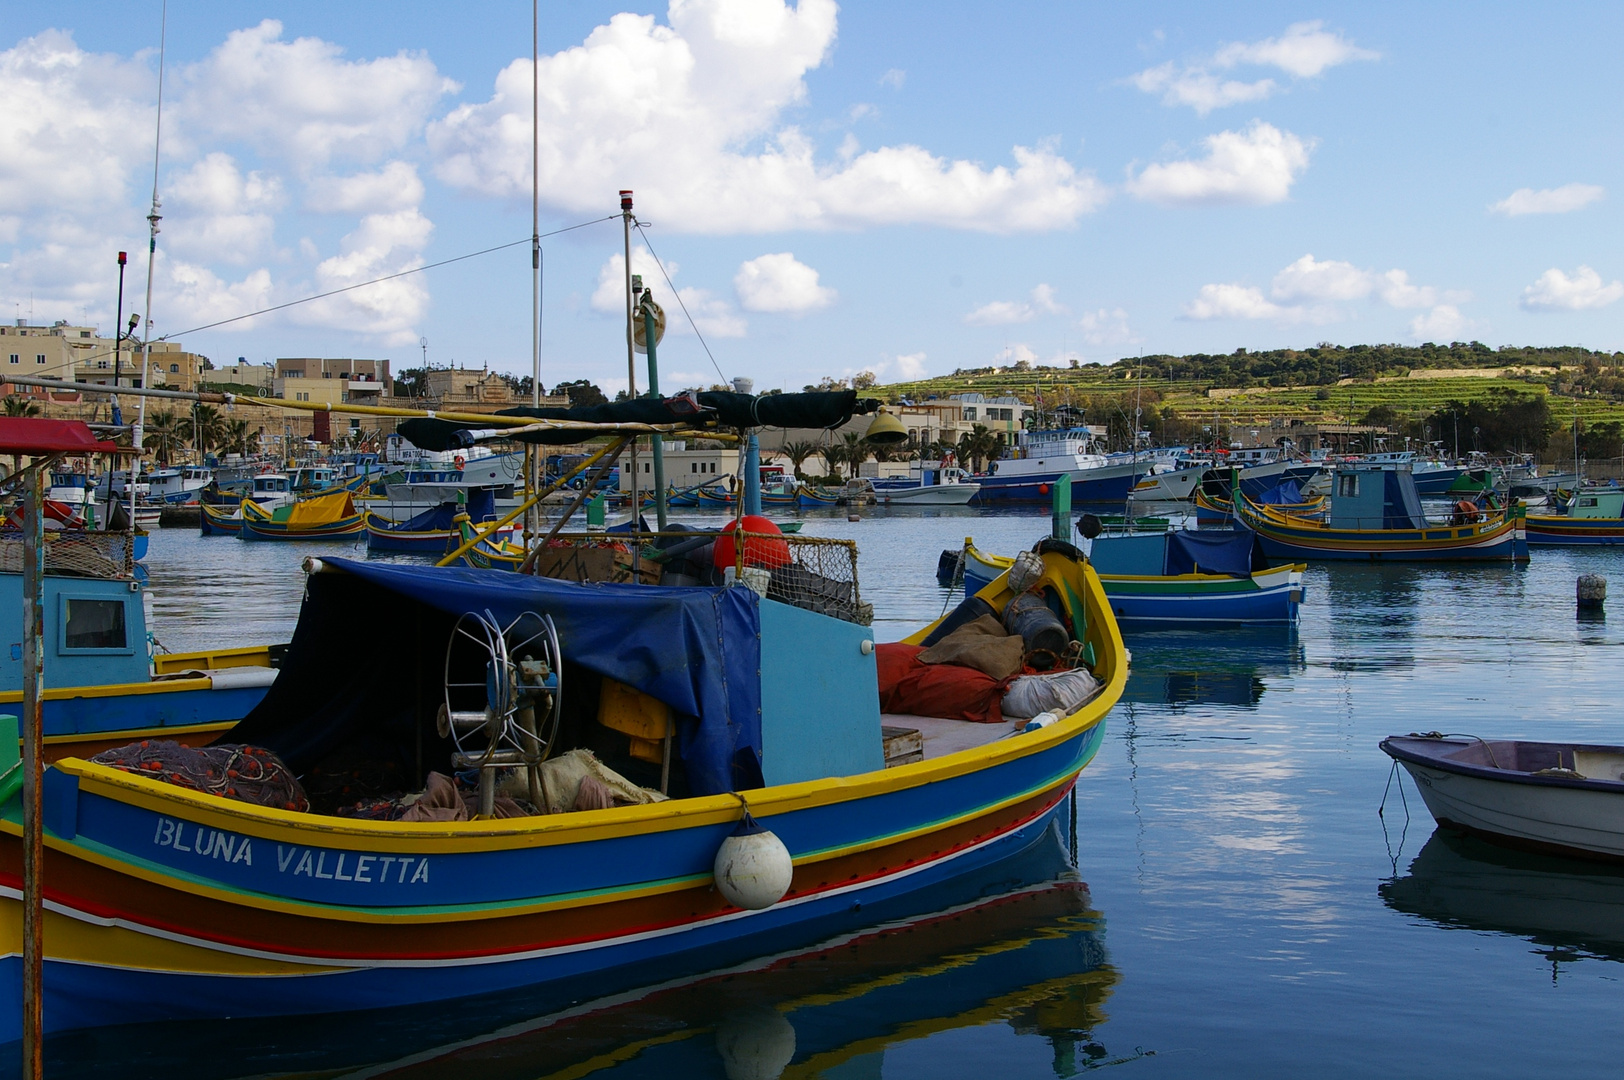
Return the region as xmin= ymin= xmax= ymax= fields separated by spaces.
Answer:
xmin=398 ymin=390 xmax=873 ymax=450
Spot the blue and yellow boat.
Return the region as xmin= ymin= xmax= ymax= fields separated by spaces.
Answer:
xmin=364 ymin=490 xmax=512 ymax=554
xmin=0 ymin=539 xmax=1125 ymax=1038
xmin=241 ymin=490 xmax=364 ymax=542
xmin=1525 ymin=485 xmax=1624 ymax=545
xmin=1235 ymin=463 xmax=1527 ymax=562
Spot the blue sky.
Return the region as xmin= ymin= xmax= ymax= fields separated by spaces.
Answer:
xmin=3 ymin=2 xmax=1622 ymax=395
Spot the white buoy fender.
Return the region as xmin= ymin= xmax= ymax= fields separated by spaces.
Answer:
xmin=713 ymin=813 xmax=793 ymax=910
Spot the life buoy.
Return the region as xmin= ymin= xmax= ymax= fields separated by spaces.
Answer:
xmin=1450 ymin=499 xmax=1481 ymax=526
xmin=453 ymin=455 xmax=466 ymax=471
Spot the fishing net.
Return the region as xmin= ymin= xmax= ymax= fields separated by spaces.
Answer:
xmin=90 ymin=740 xmax=309 ymax=812
xmin=0 ymin=531 xmax=138 ymax=580
xmin=540 ymin=530 xmax=870 ymax=625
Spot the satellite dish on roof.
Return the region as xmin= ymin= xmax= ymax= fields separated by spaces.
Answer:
xmin=634 ymin=294 xmax=666 ymax=355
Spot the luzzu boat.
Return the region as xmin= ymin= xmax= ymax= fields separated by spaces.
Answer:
xmin=0 ymin=537 xmax=1126 ymax=1038
xmin=1525 ymin=485 xmax=1624 ymax=545
xmin=1236 ymin=462 xmax=1527 ymax=562
xmin=797 ymin=484 xmax=838 ymax=507
xmin=950 ymin=530 xmax=1304 ymax=626
xmin=241 ymin=489 xmax=364 ymax=542
xmin=0 ymin=524 xmax=278 ymax=763
xmin=364 ymin=489 xmax=513 ymax=554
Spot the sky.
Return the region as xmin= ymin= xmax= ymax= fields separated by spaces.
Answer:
xmin=3 ymin=2 xmax=1623 ymax=397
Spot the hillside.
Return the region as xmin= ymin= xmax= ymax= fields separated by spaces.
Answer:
xmin=877 ymin=342 xmax=1624 ymax=433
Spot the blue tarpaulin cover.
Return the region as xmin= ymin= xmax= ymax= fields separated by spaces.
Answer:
xmin=232 ymin=559 xmax=763 ymax=795
xmin=1254 ymin=479 xmax=1303 ymax=505
xmin=385 ymin=488 xmax=498 ymax=533
xmin=1163 ymin=527 xmax=1269 ymax=577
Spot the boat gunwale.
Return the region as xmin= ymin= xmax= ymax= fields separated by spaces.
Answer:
xmin=35 ymin=556 xmax=1125 ymax=853
xmin=1381 ymin=736 xmax=1624 ymax=794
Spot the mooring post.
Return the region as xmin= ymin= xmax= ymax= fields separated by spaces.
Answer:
xmin=1578 ymin=573 xmax=1607 ymax=613
xmin=21 ymin=462 xmax=46 ymax=1078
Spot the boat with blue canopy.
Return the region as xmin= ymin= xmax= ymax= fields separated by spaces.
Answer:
xmin=0 ymin=389 xmax=1128 ymax=1040
xmin=364 ymin=489 xmax=512 ymax=554
xmin=1236 ymin=462 xmax=1527 ymax=562
xmin=947 ymin=526 xmax=1304 ymax=626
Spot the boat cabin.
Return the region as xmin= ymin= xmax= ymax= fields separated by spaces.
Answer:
xmin=1563 ymin=487 xmax=1624 ymax=519
xmin=252 ymin=473 xmax=292 ymax=498
xmin=0 ymin=574 xmax=149 ymax=691
xmin=1327 ymin=463 xmax=1428 ymax=531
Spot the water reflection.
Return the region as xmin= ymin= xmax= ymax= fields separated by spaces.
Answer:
xmin=1120 ymin=627 xmax=1305 ymax=710
xmin=1321 ymin=564 xmax=1424 ymax=673
xmin=1381 ymin=830 xmax=1624 ymax=965
xmin=37 ymin=824 xmax=1125 ymax=1079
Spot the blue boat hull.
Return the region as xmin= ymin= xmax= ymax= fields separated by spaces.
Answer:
xmin=0 ymin=723 xmax=1102 ymax=1038
xmin=974 ymin=466 xmax=1150 ymax=505
xmin=962 ymin=563 xmax=1299 ymax=625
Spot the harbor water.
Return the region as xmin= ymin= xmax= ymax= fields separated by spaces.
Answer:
xmin=55 ymin=508 xmax=1624 ymax=1077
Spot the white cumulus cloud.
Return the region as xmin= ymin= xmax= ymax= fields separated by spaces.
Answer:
xmin=1078 ymin=307 xmax=1139 ymax=347
xmin=1490 ymin=183 xmax=1605 ymax=217
xmin=734 ymin=252 xmax=835 ymax=313
xmin=1130 ymin=21 xmax=1376 ymax=114
xmin=592 ymin=248 xmax=746 ymax=338
xmin=894 ymin=351 xmax=927 ymax=379
xmin=175 ymin=20 xmax=457 ymax=171
xmin=1127 ymin=121 xmax=1313 ymax=206
xmin=1410 ymin=305 xmax=1467 ymax=340
xmin=1213 ymin=21 xmax=1379 ymax=78
xmin=428 ymin=1 xmax=1105 ymax=233
xmin=1521 ymin=266 xmax=1624 ymax=312
xmin=306 ymin=161 xmax=425 ymax=214
xmin=1185 ymin=254 xmax=1463 ymax=325
xmin=964 ymin=283 xmax=1065 ymax=325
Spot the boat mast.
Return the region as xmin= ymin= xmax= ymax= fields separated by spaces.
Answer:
xmin=526 ymin=0 xmax=542 ymax=547
xmin=621 ymin=190 xmax=638 ymax=530
xmin=132 ymin=0 xmax=168 ymax=552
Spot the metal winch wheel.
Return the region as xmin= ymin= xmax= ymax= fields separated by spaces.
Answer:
xmin=440 ymin=609 xmax=563 ymax=815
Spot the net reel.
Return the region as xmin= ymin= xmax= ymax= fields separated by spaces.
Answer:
xmin=439 ymin=609 xmax=562 ymax=815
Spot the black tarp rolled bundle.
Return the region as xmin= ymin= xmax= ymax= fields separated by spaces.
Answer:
xmin=398 ymin=390 xmax=878 ymax=450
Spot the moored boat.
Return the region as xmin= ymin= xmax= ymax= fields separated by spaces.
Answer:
xmin=0 ymin=533 xmax=1126 ymax=1038
xmin=950 ymin=530 xmax=1304 ymax=626
xmin=240 ymin=489 xmax=364 ymax=542
xmin=363 ymin=490 xmax=513 ymax=554
xmin=1525 ymin=484 xmax=1624 ymax=545
xmin=1381 ymin=734 xmax=1624 ymax=862
xmin=1237 ymin=462 xmax=1527 ymax=562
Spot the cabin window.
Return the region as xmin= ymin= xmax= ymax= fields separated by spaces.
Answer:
xmin=1580 ymin=497 xmax=1598 ymax=507
xmin=60 ymin=597 xmax=129 ymax=653
xmin=1337 ymin=474 xmax=1360 ymax=497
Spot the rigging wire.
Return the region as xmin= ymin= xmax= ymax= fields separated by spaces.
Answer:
xmin=162 ymin=215 xmax=618 ymax=341
xmin=633 ymin=221 xmax=729 ymax=386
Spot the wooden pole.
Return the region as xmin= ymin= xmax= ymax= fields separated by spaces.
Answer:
xmin=21 ymin=461 xmax=47 ymax=1078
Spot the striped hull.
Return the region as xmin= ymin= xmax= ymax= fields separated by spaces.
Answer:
xmin=962 ymin=548 xmax=1302 ymax=625
xmin=240 ymin=513 xmax=364 ymax=542
xmin=1524 ymin=515 xmax=1624 ymax=545
xmin=0 ymin=718 xmax=1105 ymax=1038
xmin=1239 ymin=501 xmax=1524 ymax=562
xmin=973 ymin=464 xmax=1150 ymax=504
xmin=198 ymin=504 xmax=242 ymax=537
xmin=363 ymin=513 xmax=515 ymax=554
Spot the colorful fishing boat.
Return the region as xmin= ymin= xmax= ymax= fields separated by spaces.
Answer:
xmin=1524 ymin=485 xmax=1624 ymax=545
xmin=797 ymin=484 xmax=838 ymax=507
xmin=1193 ymin=477 xmax=1324 ymax=523
xmin=949 ymin=531 xmax=1304 ymax=626
xmin=363 ymin=490 xmax=513 ymax=554
xmin=1235 ymin=463 xmax=1527 ymax=562
xmin=240 ymin=489 xmax=364 ymax=542
xmin=0 ymin=535 xmax=1125 ymax=1038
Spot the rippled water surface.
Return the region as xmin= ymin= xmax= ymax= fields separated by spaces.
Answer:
xmin=92 ymin=509 xmax=1624 ymax=1076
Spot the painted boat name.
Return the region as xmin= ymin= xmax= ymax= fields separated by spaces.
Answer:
xmin=152 ymin=817 xmax=429 ymax=883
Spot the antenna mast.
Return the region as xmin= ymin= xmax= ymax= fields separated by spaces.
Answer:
xmin=132 ymin=0 xmax=168 ymax=539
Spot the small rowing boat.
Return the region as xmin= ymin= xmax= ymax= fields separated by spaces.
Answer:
xmin=1382 ymin=733 xmax=1624 ymax=862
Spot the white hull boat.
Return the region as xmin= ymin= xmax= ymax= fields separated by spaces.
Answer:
xmin=1382 ymin=735 xmax=1624 ymax=863
xmin=877 ymin=482 xmax=980 ymax=505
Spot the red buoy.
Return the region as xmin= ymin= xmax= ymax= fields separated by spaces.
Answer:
xmin=713 ymin=514 xmax=792 ymax=570
xmin=1039 ymin=483 xmax=1050 ymax=495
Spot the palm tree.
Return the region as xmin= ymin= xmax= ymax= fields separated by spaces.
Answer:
xmin=782 ymin=440 xmax=818 ymax=480
xmin=2 ymin=395 xmax=41 ymax=417
xmin=144 ymin=411 xmax=185 ymax=465
xmin=840 ymin=431 xmax=870 ymax=480
xmin=222 ymin=418 xmax=257 ymax=456
xmin=818 ymin=438 xmax=844 ymax=481
xmin=183 ymin=404 xmax=225 ymax=454
xmin=956 ymin=423 xmax=1005 ymax=473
